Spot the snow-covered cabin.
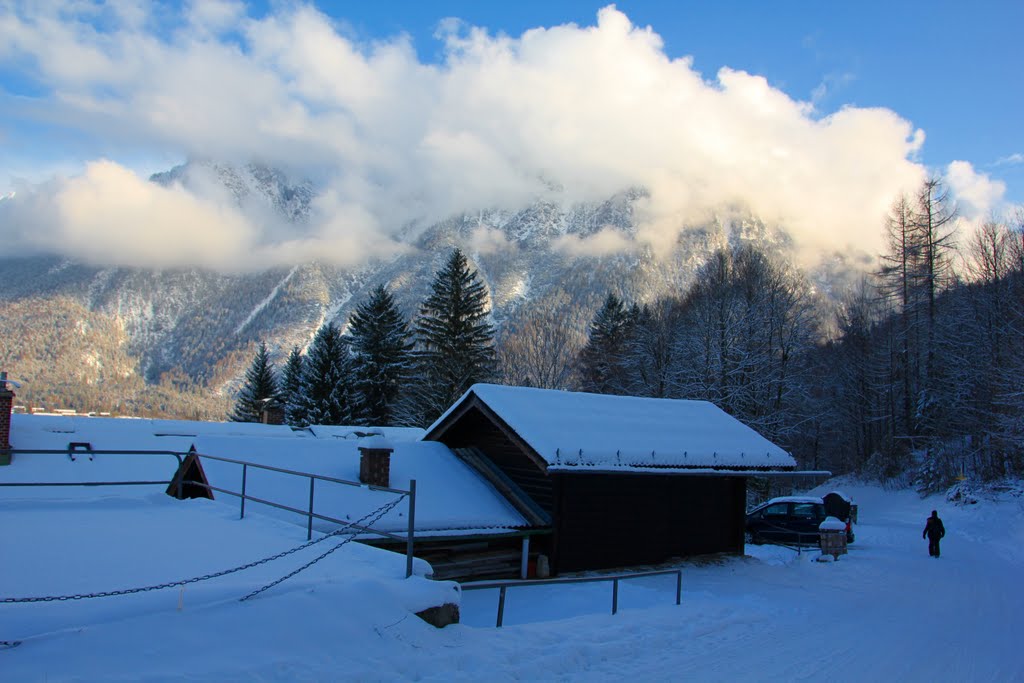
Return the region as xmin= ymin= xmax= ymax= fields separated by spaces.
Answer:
xmin=423 ymin=384 xmax=798 ymax=574
xmin=2 ymin=384 xmax=806 ymax=580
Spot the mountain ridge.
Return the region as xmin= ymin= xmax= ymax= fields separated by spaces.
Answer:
xmin=0 ymin=161 xmax=858 ymax=416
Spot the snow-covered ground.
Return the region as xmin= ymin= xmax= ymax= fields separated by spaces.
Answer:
xmin=2 ymin=479 xmax=1022 ymax=681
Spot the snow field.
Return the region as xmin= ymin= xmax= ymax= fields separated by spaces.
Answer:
xmin=1 ymin=481 xmax=1021 ymax=681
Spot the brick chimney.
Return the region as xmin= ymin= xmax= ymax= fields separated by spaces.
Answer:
xmin=0 ymin=371 xmax=15 ymax=466
xmin=358 ymin=435 xmax=393 ymax=488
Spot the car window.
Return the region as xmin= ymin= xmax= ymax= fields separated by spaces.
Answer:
xmin=763 ymin=503 xmax=788 ymax=517
xmin=792 ymin=503 xmax=822 ymax=519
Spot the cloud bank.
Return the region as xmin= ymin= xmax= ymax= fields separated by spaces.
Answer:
xmin=0 ymin=3 xmax=985 ymax=270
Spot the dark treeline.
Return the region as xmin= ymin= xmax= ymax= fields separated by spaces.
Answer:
xmin=231 ymin=248 xmax=495 ymax=430
xmin=233 ymin=180 xmax=1024 ymax=491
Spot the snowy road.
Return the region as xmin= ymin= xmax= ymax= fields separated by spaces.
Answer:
xmin=3 ymin=483 xmax=1022 ymax=681
xmin=449 ymin=483 xmax=1024 ymax=681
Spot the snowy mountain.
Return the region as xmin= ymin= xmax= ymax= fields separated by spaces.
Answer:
xmin=0 ymin=161 xmax=855 ymax=412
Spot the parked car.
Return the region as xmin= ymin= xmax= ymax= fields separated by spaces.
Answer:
xmin=746 ymin=494 xmax=855 ymax=546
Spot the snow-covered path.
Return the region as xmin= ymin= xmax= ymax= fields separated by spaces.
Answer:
xmin=3 ymin=483 xmax=1022 ymax=681
xmin=447 ymin=484 xmax=1024 ymax=681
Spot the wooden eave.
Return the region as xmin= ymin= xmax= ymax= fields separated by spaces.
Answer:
xmin=424 ymin=392 xmax=552 ymax=475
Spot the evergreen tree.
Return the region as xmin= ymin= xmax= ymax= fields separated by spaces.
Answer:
xmin=579 ymin=292 xmax=633 ymax=394
xmin=348 ymin=284 xmax=414 ymax=426
xmin=280 ymin=345 xmax=305 ymax=426
xmin=229 ymin=341 xmax=279 ymax=422
xmin=293 ymin=322 xmax=356 ymax=427
xmin=412 ymin=249 xmax=496 ymax=424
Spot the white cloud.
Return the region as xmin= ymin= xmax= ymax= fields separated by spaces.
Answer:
xmin=946 ymin=160 xmax=1006 ymax=220
xmin=994 ymin=153 xmax=1024 ymax=167
xmin=0 ymin=3 xmax=934 ymax=269
xmin=553 ymin=226 xmax=636 ymax=257
xmin=468 ymin=225 xmax=515 ymax=256
xmin=4 ymin=160 xmax=254 ymax=269
xmin=810 ymin=71 xmax=856 ymax=107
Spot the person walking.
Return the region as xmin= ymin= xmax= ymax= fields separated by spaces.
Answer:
xmin=923 ymin=510 xmax=945 ymax=558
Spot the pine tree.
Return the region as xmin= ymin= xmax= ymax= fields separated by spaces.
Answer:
xmin=412 ymin=249 xmax=496 ymax=424
xmin=579 ymin=292 xmax=633 ymax=394
xmin=348 ymin=284 xmax=414 ymax=426
xmin=293 ymin=322 xmax=356 ymax=427
xmin=229 ymin=341 xmax=279 ymax=422
xmin=280 ymin=345 xmax=305 ymax=426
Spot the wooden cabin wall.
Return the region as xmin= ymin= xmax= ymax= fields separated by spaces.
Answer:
xmin=553 ymin=475 xmax=746 ymax=574
xmin=431 ymin=406 xmax=555 ymax=514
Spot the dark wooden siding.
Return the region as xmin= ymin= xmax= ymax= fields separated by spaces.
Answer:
xmin=553 ymin=474 xmax=746 ymax=574
xmin=430 ymin=406 xmax=555 ymax=514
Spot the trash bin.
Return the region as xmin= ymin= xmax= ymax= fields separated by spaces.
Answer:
xmin=818 ymin=516 xmax=848 ymax=560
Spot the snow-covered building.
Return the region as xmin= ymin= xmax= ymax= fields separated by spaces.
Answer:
xmin=423 ymin=384 xmax=799 ymax=574
xmin=2 ymin=384 xmax=807 ymax=580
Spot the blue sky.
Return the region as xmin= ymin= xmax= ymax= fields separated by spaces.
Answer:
xmin=0 ymin=1 xmax=1019 ymax=269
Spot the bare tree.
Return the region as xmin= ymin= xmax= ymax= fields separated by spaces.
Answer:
xmin=497 ymin=291 xmax=587 ymax=390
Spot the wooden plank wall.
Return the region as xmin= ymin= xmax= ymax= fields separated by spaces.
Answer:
xmin=432 ymin=407 xmax=555 ymax=514
xmin=553 ymin=474 xmax=746 ymax=573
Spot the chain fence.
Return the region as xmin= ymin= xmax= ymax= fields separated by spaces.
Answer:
xmin=240 ymin=493 xmax=407 ymax=601
xmin=2 ymin=493 xmax=407 ymax=606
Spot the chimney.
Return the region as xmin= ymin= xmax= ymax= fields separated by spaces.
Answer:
xmin=358 ymin=435 xmax=393 ymax=488
xmin=258 ymin=398 xmax=285 ymax=425
xmin=0 ymin=371 xmax=15 ymax=466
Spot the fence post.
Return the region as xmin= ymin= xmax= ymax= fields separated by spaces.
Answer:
xmin=405 ymin=480 xmax=417 ymax=578
xmin=520 ymin=535 xmax=530 ymax=579
xmin=240 ymin=463 xmax=248 ymax=519
xmin=307 ymin=477 xmax=316 ymax=540
xmin=675 ymin=570 xmax=682 ymax=605
xmin=612 ymin=578 xmax=620 ymax=615
xmin=496 ymin=586 xmax=507 ymax=628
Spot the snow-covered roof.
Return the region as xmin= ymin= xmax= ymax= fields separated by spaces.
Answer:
xmin=306 ymin=425 xmax=426 ymax=442
xmin=4 ymin=414 xmax=530 ymax=536
xmin=427 ymin=384 xmax=796 ymax=471
xmin=192 ymin=434 xmax=529 ymax=536
xmin=761 ymin=496 xmax=824 ymax=507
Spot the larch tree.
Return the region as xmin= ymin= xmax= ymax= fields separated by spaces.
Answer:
xmin=497 ymin=291 xmax=587 ymax=390
xmin=229 ymin=341 xmax=279 ymax=423
xmin=411 ymin=248 xmax=496 ymax=425
xmin=348 ymin=284 xmax=414 ymax=426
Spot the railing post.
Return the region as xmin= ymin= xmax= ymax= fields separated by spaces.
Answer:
xmin=520 ymin=535 xmax=530 ymax=579
xmin=496 ymin=586 xmax=507 ymax=628
xmin=307 ymin=477 xmax=316 ymax=541
xmin=612 ymin=578 xmax=619 ymax=615
xmin=240 ymin=464 xmax=248 ymax=520
xmin=176 ymin=471 xmax=183 ymax=500
xmin=405 ymin=480 xmax=417 ymax=578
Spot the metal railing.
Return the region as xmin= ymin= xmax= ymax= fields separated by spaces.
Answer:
xmin=0 ymin=449 xmax=183 ymax=491
xmin=461 ymin=568 xmax=683 ymax=627
xmin=184 ymin=452 xmax=417 ymax=577
xmin=747 ymin=517 xmax=843 ymax=555
xmin=1 ymin=448 xmax=418 ymax=577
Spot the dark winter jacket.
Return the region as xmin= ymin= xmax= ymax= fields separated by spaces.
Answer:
xmin=923 ymin=515 xmax=945 ymax=540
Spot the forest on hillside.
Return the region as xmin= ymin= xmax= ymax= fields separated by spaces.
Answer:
xmin=232 ymin=180 xmax=1023 ymax=492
